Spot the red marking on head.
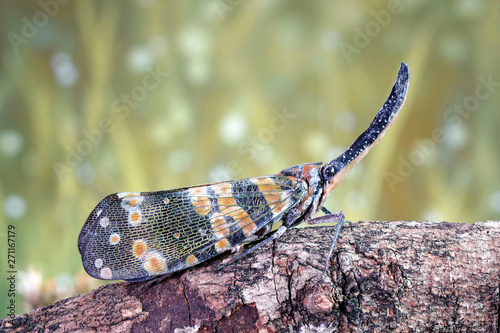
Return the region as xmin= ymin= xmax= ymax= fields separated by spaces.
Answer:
xmin=301 ymin=163 xmax=322 ymax=182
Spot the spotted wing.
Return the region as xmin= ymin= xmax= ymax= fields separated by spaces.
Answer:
xmin=78 ymin=175 xmax=307 ymax=281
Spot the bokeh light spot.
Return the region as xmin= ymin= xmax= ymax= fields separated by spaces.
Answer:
xmin=0 ymin=130 xmax=24 ymax=157
xmin=50 ymin=52 xmax=79 ymax=87
xmin=4 ymin=194 xmax=27 ymax=219
xmin=219 ymin=113 xmax=248 ymax=145
xmin=489 ymin=191 xmax=500 ymax=214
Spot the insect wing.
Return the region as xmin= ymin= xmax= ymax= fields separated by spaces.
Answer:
xmin=78 ymin=175 xmax=306 ymax=281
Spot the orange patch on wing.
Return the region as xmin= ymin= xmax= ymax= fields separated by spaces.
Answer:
xmin=252 ymin=178 xmax=283 ymax=205
xmin=218 ymin=198 xmax=250 ymax=222
xmin=144 ymin=251 xmax=167 ymax=274
xmin=217 ymin=185 xmax=246 ymax=210
xmin=220 ymin=205 xmax=243 ymax=218
xmin=119 ymin=193 xmax=144 ymax=209
xmin=234 ymin=213 xmax=255 ymax=236
xmin=215 ymin=238 xmax=231 ymax=253
xmin=132 ymin=239 xmax=148 ymax=258
xmin=258 ymin=185 xmax=281 ymax=204
xmin=189 ymin=187 xmax=212 ymax=216
xmin=241 ymin=221 xmax=258 ymax=237
xmin=271 ymin=200 xmax=290 ymax=215
xmin=211 ymin=212 xmax=230 ymax=238
xmin=192 ymin=197 xmax=211 ymax=216
xmin=233 ymin=210 xmax=251 ymax=221
xmin=109 ymin=233 xmax=120 ymax=245
xmin=129 ymin=209 xmax=142 ymax=226
xmin=213 ymin=182 xmax=233 ymax=195
xmin=266 ymin=188 xmax=294 ymax=215
xmin=217 ymin=196 xmax=239 ymax=208
xmin=254 ymin=182 xmax=274 ymax=193
xmin=186 ymin=254 xmax=198 ymax=266
xmin=219 ymin=204 xmax=255 ymax=237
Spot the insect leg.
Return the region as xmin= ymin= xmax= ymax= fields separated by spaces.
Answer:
xmin=319 ymin=207 xmax=353 ymax=225
xmin=305 ymin=209 xmax=349 ymax=276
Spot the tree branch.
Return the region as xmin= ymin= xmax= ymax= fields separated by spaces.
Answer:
xmin=2 ymin=221 xmax=499 ymax=332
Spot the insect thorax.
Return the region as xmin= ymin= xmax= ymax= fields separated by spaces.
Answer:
xmin=279 ymin=162 xmax=324 ymax=224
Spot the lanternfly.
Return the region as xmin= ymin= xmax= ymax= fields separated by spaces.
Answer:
xmin=78 ymin=63 xmax=410 ymax=282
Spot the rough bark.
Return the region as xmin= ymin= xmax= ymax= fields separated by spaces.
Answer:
xmin=2 ymin=221 xmax=499 ymax=333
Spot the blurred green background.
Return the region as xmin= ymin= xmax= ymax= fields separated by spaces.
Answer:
xmin=1 ymin=0 xmax=499 ymax=314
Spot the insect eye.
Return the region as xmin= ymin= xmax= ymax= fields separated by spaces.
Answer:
xmin=323 ymin=165 xmax=336 ymax=179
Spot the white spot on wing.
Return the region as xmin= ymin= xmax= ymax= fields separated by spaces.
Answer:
xmin=99 ymin=217 xmax=110 ymax=228
xmin=128 ymin=208 xmax=142 ymax=227
xmin=117 ymin=192 xmax=140 ymax=198
xmin=100 ymin=267 xmax=113 ymax=280
xmin=120 ymin=193 xmax=145 ymax=211
xmin=95 ymin=258 xmax=103 ymax=268
xmin=109 ymin=233 xmax=120 ymax=245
